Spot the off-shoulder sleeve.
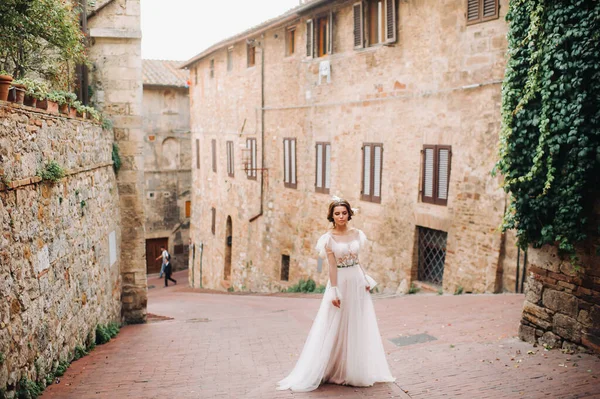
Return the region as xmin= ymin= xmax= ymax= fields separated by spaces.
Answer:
xmin=315 ymin=233 xmax=331 ymax=258
xmin=357 ymin=229 xmax=367 ymax=249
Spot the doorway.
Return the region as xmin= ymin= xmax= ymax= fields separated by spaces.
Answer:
xmin=146 ymin=237 xmax=168 ymax=274
xmin=224 ymin=216 xmax=232 ymax=280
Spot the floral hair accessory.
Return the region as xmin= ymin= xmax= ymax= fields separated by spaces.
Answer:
xmin=331 ymin=195 xmax=343 ymax=202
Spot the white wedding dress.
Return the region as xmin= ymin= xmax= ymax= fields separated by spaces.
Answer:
xmin=277 ymin=228 xmax=395 ymax=392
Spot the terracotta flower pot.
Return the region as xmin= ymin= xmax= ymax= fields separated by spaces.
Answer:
xmin=36 ymin=99 xmax=48 ymax=110
xmin=59 ymin=103 xmax=69 ymax=115
xmin=47 ymin=100 xmax=59 ymax=114
xmin=24 ymin=95 xmax=37 ymax=108
xmin=77 ymin=110 xmax=86 ymax=119
xmin=9 ymin=84 xmax=26 ymax=104
xmin=0 ymin=74 xmax=12 ymax=102
xmin=68 ymin=107 xmax=77 ymax=118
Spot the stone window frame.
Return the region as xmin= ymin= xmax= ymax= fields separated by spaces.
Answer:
xmin=283 ymin=138 xmax=297 ymax=189
xmin=466 ymin=0 xmax=499 ymax=26
xmin=315 ymin=141 xmax=331 ymax=194
xmin=226 ymin=140 xmax=235 ymax=177
xmin=353 ymin=0 xmax=397 ymax=49
xmin=306 ymin=10 xmax=333 ymax=58
xmin=361 ymin=142 xmax=383 ymax=203
xmin=209 ymin=58 xmax=215 ymax=78
xmin=421 ymin=144 xmax=452 ymax=206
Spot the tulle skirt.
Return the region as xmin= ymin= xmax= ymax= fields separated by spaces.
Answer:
xmin=277 ymin=265 xmax=396 ymax=392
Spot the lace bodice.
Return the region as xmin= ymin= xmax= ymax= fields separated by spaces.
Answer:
xmin=315 ymin=229 xmax=367 ymax=267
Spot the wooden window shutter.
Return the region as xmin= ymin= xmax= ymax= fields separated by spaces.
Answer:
xmin=361 ymin=143 xmax=383 ymax=203
xmin=306 ymin=19 xmax=314 ymax=58
xmin=315 ymin=143 xmax=323 ymax=190
xmin=185 ymin=201 xmax=191 ymax=218
xmin=373 ymin=144 xmax=383 ymax=202
xmin=211 ymin=139 xmax=216 ymax=173
xmin=422 ymin=145 xmax=435 ymax=204
xmin=211 ymin=207 xmax=216 ymax=235
xmin=324 ymin=143 xmax=331 ymax=191
xmin=291 ymin=139 xmax=297 ymax=186
xmin=226 ymin=141 xmax=234 ymax=177
xmin=353 ymin=3 xmax=364 ymax=49
xmin=284 ymin=138 xmax=297 ymax=189
xmin=327 ymin=11 xmax=334 ymax=54
xmin=284 ymin=139 xmax=290 ymax=184
xmin=315 ymin=142 xmax=331 ymax=194
xmin=467 ymin=0 xmax=498 ymax=25
xmin=361 ymin=144 xmax=371 ymax=201
xmin=196 ymin=139 xmax=200 ymax=169
xmin=385 ymin=0 xmax=397 ymax=43
xmin=436 ymin=146 xmax=452 ymax=206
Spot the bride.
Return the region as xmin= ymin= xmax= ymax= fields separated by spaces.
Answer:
xmin=277 ymin=198 xmax=395 ymax=392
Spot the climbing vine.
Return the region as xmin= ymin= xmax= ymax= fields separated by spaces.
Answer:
xmin=495 ymin=0 xmax=600 ymax=259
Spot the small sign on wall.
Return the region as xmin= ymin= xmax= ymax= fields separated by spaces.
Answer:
xmin=109 ymin=231 xmax=117 ymax=266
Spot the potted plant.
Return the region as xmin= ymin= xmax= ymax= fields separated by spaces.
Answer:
xmin=85 ymin=106 xmax=100 ymax=122
xmin=8 ymin=80 xmax=26 ymax=104
xmin=18 ymin=78 xmax=49 ymax=108
xmin=72 ymin=100 xmax=86 ymax=118
xmin=0 ymin=71 xmax=12 ymax=102
xmin=46 ymin=91 xmax=66 ymax=114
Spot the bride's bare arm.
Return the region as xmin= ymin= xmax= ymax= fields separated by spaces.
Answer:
xmin=326 ymin=249 xmax=341 ymax=308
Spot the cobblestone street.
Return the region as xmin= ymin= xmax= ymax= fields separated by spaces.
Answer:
xmin=42 ymin=271 xmax=600 ymax=399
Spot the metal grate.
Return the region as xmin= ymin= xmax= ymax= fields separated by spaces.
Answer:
xmin=417 ymin=227 xmax=447 ymax=285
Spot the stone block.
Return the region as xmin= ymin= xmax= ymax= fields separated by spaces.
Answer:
xmin=518 ymin=323 xmax=536 ymax=344
xmin=553 ymin=313 xmax=582 ymax=343
xmin=538 ymin=331 xmax=562 ymax=349
xmin=542 ymin=289 xmax=578 ymax=317
xmin=522 ymin=301 xmax=553 ymax=329
xmin=581 ymin=330 xmax=600 ymax=353
xmin=525 ymin=278 xmax=543 ymax=304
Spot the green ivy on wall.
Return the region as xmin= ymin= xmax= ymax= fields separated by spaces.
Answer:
xmin=495 ymin=0 xmax=600 ymax=259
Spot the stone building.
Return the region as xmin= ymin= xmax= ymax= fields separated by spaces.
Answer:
xmin=142 ymin=60 xmax=191 ymax=273
xmin=183 ymin=0 xmax=519 ymax=294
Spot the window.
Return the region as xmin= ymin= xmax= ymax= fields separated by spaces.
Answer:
xmin=185 ymin=201 xmax=191 ymax=218
xmin=246 ymin=138 xmax=257 ymax=180
xmin=466 ymin=0 xmax=499 ymax=25
xmin=281 ymin=255 xmax=290 ymax=281
xmin=353 ymin=0 xmax=396 ymax=48
xmin=361 ymin=143 xmax=383 ymax=203
xmin=306 ymin=12 xmax=333 ymax=58
xmin=227 ymin=47 xmax=233 ymax=72
xmin=194 ymin=67 xmax=198 ymax=84
xmin=286 ymin=26 xmax=296 ymax=56
xmin=247 ymin=42 xmax=256 ymax=67
xmin=226 ymin=140 xmax=234 ymax=177
xmin=211 ymin=207 xmax=216 ymax=235
xmin=315 ymin=142 xmax=331 ymax=194
xmin=283 ymin=138 xmax=297 ymax=189
xmin=417 ymin=227 xmax=447 ymax=286
xmin=211 ymin=139 xmax=217 ymax=173
xmin=209 ymin=59 xmax=214 ymax=78
xmin=196 ymin=139 xmax=200 ymax=169
xmin=422 ymin=145 xmax=452 ymax=206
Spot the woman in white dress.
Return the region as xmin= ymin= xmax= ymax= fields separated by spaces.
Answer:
xmin=277 ymin=198 xmax=395 ymax=392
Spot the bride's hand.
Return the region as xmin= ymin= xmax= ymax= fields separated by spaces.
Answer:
xmin=365 ymin=286 xmax=371 ymax=292
xmin=331 ymin=298 xmax=341 ymax=308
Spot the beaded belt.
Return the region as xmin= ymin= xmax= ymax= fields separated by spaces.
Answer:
xmin=337 ymin=259 xmax=358 ymax=268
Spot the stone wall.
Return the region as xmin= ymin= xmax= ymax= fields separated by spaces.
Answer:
xmin=143 ymin=86 xmax=191 ymax=272
xmin=188 ymin=0 xmax=513 ymax=294
xmin=519 ymin=220 xmax=600 ymax=352
xmin=0 ymin=104 xmax=121 ymax=393
xmin=88 ymin=0 xmax=146 ymax=323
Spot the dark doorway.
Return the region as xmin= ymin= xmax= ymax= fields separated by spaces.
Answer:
xmin=146 ymin=237 xmax=168 ymax=274
xmin=224 ymin=216 xmax=232 ymax=280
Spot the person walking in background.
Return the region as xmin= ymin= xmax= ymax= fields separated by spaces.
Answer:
xmin=155 ymin=246 xmax=170 ymax=279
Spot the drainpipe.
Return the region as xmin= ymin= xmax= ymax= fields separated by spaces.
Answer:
xmin=250 ymin=34 xmax=265 ymax=223
xmin=198 ymin=242 xmax=204 ymax=288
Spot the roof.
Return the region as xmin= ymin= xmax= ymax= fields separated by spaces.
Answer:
xmin=142 ymin=60 xmax=189 ymax=88
xmin=181 ymin=0 xmax=330 ymax=69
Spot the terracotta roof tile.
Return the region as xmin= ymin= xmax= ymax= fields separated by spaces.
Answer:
xmin=143 ymin=60 xmax=189 ymax=88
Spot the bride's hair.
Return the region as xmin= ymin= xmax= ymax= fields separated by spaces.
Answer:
xmin=327 ymin=199 xmax=354 ymax=225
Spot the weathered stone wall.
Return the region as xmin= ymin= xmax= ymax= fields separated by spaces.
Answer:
xmin=88 ymin=0 xmax=146 ymax=322
xmin=189 ymin=0 xmax=511 ymax=294
xmin=143 ymin=87 xmax=191 ymax=272
xmin=518 ymin=204 xmax=600 ymax=353
xmin=0 ymin=104 xmax=121 ymax=392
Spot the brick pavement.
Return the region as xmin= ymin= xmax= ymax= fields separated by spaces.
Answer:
xmin=43 ymin=271 xmax=600 ymax=399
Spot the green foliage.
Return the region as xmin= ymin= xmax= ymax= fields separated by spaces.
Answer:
xmin=95 ymin=324 xmax=111 ymax=345
xmin=73 ymin=345 xmax=87 ymax=361
xmin=0 ymin=0 xmax=87 ymax=84
xmin=13 ymin=77 xmax=49 ymax=100
xmin=37 ymin=160 xmax=65 ymax=183
xmin=53 ymin=360 xmax=68 ymax=377
xmin=44 ymin=373 xmax=54 ymax=387
xmin=16 ymin=377 xmax=43 ymax=399
xmin=408 ymin=283 xmax=420 ymax=294
xmin=102 ymin=117 xmax=114 ymax=130
xmin=286 ymin=278 xmax=322 ymax=293
xmin=107 ymin=322 xmax=120 ymax=338
xmin=495 ymin=0 xmax=600 ymax=261
xmin=454 ymin=286 xmax=464 ymax=295
xmin=314 ymin=284 xmax=326 ymax=293
xmin=437 ymin=287 xmax=444 ymax=295
xmin=112 ymin=143 xmax=122 ymax=173
xmin=0 ymin=352 xmax=4 ymax=365
xmin=45 ymin=91 xmax=66 ymax=105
